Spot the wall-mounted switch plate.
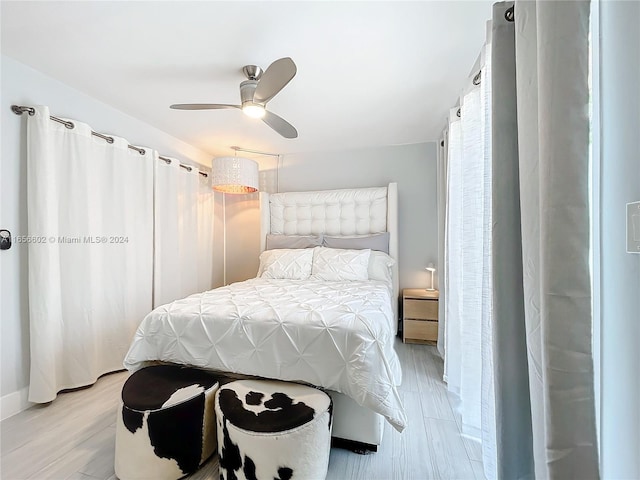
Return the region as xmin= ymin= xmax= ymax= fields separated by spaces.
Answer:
xmin=627 ymin=201 xmax=640 ymax=254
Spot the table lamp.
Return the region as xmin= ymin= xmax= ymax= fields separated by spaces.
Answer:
xmin=425 ymin=263 xmax=436 ymax=291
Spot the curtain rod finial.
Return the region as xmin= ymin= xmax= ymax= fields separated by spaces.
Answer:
xmin=11 ymin=105 xmax=35 ymax=116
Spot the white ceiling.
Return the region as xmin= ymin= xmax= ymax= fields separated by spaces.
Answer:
xmin=1 ymin=1 xmax=492 ymax=158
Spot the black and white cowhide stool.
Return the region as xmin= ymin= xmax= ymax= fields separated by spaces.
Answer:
xmin=215 ymin=379 xmax=333 ymax=480
xmin=114 ymin=365 xmax=219 ymax=480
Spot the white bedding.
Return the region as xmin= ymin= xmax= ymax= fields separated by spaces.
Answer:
xmin=123 ymin=277 xmax=407 ymax=432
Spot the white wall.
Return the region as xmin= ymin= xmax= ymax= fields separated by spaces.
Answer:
xmin=224 ymin=143 xmax=438 ymax=292
xmin=599 ymin=1 xmax=640 ymax=478
xmin=0 ymin=55 xmax=219 ymax=418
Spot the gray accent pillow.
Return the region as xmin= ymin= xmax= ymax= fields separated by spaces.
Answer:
xmin=323 ymin=232 xmax=390 ymax=254
xmin=266 ymin=234 xmax=323 ymax=250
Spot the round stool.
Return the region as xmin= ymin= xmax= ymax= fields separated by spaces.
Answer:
xmin=114 ymin=365 xmax=219 ymax=480
xmin=215 ymin=379 xmax=333 ymax=480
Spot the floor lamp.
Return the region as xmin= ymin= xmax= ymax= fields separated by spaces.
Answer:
xmin=211 ymin=156 xmax=259 ymax=285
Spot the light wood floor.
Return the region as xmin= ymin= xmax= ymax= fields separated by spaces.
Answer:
xmin=1 ymin=340 xmax=485 ymax=480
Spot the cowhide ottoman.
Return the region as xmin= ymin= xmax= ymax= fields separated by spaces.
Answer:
xmin=114 ymin=365 xmax=219 ymax=480
xmin=215 ymin=379 xmax=333 ymax=480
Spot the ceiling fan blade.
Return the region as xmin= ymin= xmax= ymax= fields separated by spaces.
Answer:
xmin=170 ymin=104 xmax=240 ymax=110
xmin=253 ymin=57 xmax=297 ymax=104
xmin=262 ymin=110 xmax=298 ymax=139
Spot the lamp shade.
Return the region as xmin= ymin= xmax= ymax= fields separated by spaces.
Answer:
xmin=211 ymin=156 xmax=259 ymax=194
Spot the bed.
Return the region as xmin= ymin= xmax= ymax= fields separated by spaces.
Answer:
xmin=123 ymin=183 xmax=405 ymax=449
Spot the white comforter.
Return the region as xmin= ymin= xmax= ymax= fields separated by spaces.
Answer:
xmin=124 ymin=278 xmax=407 ymax=432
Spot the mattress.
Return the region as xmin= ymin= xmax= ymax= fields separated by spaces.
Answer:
xmin=123 ymin=278 xmax=407 ymax=432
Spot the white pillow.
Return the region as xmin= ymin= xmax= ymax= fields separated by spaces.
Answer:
xmin=258 ymin=248 xmax=313 ymax=280
xmin=368 ymin=250 xmax=395 ymax=284
xmin=311 ymin=247 xmax=371 ymax=281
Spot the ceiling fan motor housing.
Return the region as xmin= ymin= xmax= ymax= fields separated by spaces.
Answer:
xmin=240 ymin=80 xmax=261 ymax=108
xmin=242 ymin=65 xmax=263 ymax=81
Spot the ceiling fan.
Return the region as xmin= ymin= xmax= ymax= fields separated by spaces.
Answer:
xmin=170 ymin=57 xmax=298 ymax=139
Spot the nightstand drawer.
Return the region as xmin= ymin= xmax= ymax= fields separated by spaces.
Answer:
xmin=404 ymin=299 xmax=438 ymax=320
xmin=404 ymin=319 xmax=438 ymax=342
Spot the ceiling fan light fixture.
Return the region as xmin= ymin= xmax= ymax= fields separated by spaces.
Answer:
xmin=242 ymin=103 xmax=266 ymax=119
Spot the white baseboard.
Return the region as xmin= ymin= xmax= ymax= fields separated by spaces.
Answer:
xmin=1 ymin=387 xmax=32 ymax=421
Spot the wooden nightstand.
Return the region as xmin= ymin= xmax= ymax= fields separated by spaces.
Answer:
xmin=402 ymin=288 xmax=439 ymax=344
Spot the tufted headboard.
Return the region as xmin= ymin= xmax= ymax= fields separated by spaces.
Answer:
xmin=259 ymin=183 xmax=399 ymax=325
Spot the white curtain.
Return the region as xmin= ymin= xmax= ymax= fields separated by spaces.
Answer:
xmin=436 ymin=130 xmax=448 ymax=358
xmin=444 ymin=108 xmax=463 ymax=391
xmin=443 ymin=44 xmax=494 ymax=442
xmin=504 ymin=1 xmax=598 ymax=477
xmin=153 ymin=155 xmax=215 ymax=307
xmin=442 ymin=1 xmax=599 ymax=479
xmin=195 ymin=172 xmax=215 ymax=293
xmin=479 ymin=34 xmax=497 ymax=480
xmin=459 ymin=83 xmax=484 ymax=440
xmin=26 ymin=106 xmax=153 ymax=403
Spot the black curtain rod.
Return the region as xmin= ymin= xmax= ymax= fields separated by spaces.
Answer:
xmin=11 ymin=105 xmax=208 ymax=178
